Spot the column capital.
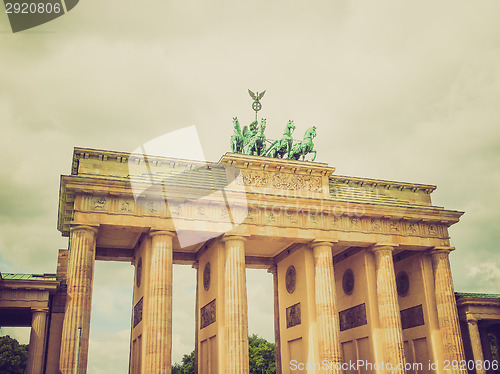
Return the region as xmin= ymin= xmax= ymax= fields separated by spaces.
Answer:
xmin=267 ymin=264 xmax=277 ymax=276
xmin=429 ymin=246 xmax=455 ymax=256
xmin=31 ymin=308 xmax=49 ymax=314
xmin=369 ymin=243 xmax=398 ymax=253
xmin=149 ymin=229 xmax=176 ymax=238
xmin=311 ymin=240 xmax=338 ymax=249
xmin=221 ymin=234 xmax=248 ymax=243
xmin=192 ymin=261 xmax=199 ymax=270
xmin=69 ymin=224 xmax=99 ymax=234
xmin=466 ymin=313 xmax=479 ymax=324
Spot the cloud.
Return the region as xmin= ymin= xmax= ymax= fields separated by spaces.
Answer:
xmin=87 ymin=330 xmax=131 ymax=374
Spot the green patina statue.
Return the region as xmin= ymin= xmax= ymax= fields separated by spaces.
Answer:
xmin=230 ymin=118 xmax=317 ymax=162
xmin=231 ymin=117 xmax=244 ymax=153
xmin=230 ymin=89 xmax=318 ymax=161
xmin=289 ymin=126 xmax=317 ymax=161
xmin=244 ymin=118 xmax=267 ymax=156
xmin=266 ymin=120 xmax=296 ymax=159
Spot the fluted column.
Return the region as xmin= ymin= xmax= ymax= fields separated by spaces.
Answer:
xmin=371 ymin=245 xmax=406 ymax=374
xmin=467 ymin=315 xmax=486 ymax=374
xmin=144 ymin=230 xmax=175 ymax=374
xmin=26 ymin=308 xmax=48 ymax=374
xmin=222 ymin=235 xmax=249 ymax=374
xmin=59 ymin=225 xmax=98 ymax=374
xmin=193 ymin=261 xmax=199 ymax=374
xmin=267 ymin=265 xmax=282 ymax=374
xmin=312 ymin=241 xmax=342 ymax=373
xmin=430 ymin=248 xmax=467 ymax=374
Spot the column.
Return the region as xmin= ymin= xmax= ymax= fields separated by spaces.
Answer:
xmin=26 ymin=308 xmax=48 ymax=374
xmin=467 ymin=315 xmax=486 ymax=374
xmin=222 ymin=235 xmax=249 ymax=374
xmin=430 ymin=248 xmax=467 ymax=374
xmin=59 ymin=225 xmax=98 ymax=374
xmin=267 ymin=265 xmax=282 ymax=374
xmin=371 ymin=245 xmax=406 ymax=373
xmin=193 ymin=261 xmax=199 ymax=374
xmin=311 ymin=241 xmax=342 ymax=373
xmin=144 ymin=230 xmax=175 ymax=374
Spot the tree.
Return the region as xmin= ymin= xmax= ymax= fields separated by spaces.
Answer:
xmin=0 ymin=335 xmax=28 ymax=374
xmin=172 ymin=335 xmax=276 ymax=374
xmin=249 ymin=334 xmax=276 ymax=374
xmin=172 ymin=350 xmax=195 ymax=374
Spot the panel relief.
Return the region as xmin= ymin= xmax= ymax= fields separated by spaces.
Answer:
xmin=238 ymin=170 xmax=322 ymax=193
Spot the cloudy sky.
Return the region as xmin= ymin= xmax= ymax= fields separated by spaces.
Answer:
xmin=1 ymin=0 xmax=500 ymax=372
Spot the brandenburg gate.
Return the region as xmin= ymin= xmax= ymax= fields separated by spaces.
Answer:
xmin=44 ymin=139 xmax=468 ymax=373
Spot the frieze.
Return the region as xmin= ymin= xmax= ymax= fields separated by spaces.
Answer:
xmin=339 ymin=303 xmax=367 ymax=331
xmin=400 ymin=305 xmax=424 ymax=329
xmin=200 ymin=299 xmax=216 ymax=329
xmin=133 ymin=297 xmax=143 ymax=328
xmin=237 ymin=170 xmax=322 ymax=193
xmin=76 ymin=194 xmax=448 ymax=241
xmin=286 ymin=302 xmax=301 ymax=328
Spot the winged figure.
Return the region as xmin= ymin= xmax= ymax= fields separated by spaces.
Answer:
xmin=248 ymin=89 xmax=266 ymax=101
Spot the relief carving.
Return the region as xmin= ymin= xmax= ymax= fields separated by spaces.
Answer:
xmin=339 ymin=303 xmax=367 ymax=331
xmin=286 ymin=303 xmax=301 ymax=328
xmin=342 ymin=269 xmax=355 ymax=295
xmin=428 ymin=224 xmax=438 ymax=236
xmin=406 ymin=222 xmax=417 ymax=235
xmin=350 ymin=218 xmax=360 ymax=228
xmin=266 ymin=211 xmax=276 ymax=224
xmin=200 ymin=299 xmax=216 ymax=329
xmin=133 ymin=298 xmax=143 ymax=328
xmin=92 ymin=197 xmax=107 ymax=211
xmin=285 ymin=266 xmax=296 ymax=294
xmin=147 ymin=201 xmax=157 ymax=214
xmin=119 ymin=200 xmax=134 ymax=213
xmin=396 ymin=271 xmax=410 ymax=297
xmin=285 ymin=210 xmax=297 ymax=225
xmin=238 ymin=170 xmax=322 ymax=193
xmin=197 ymin=205 xmax=206 ymax=216
xmin=309 ymin=211 xmax=321 ymax=226
xmin=330 ymin=216 xmax=342 ymax=229
xmin=390 ymin=221 xmax=401 ymax=233
xmin=203 ymin=262 xmax=211 ymax=291
xmin=171 ymin=203 xmax=183 ymax=216
xmin=400 ymin=305 xmax=425 ymax=329
xmin=371 ymin=218 xmax=381 ymax=232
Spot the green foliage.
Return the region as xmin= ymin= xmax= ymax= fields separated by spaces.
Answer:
xmin=172 ymin=335 xmax=276 ymax=374
xmin=490 ymin=334 xmax=500 ymax=374
xmin=248 ymin=334 xmax=276 ymax=374
xmin=0 ymin=335 xmax=28 ymax=374
xmin=172 ymin=350 xmax=195 ymax=374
